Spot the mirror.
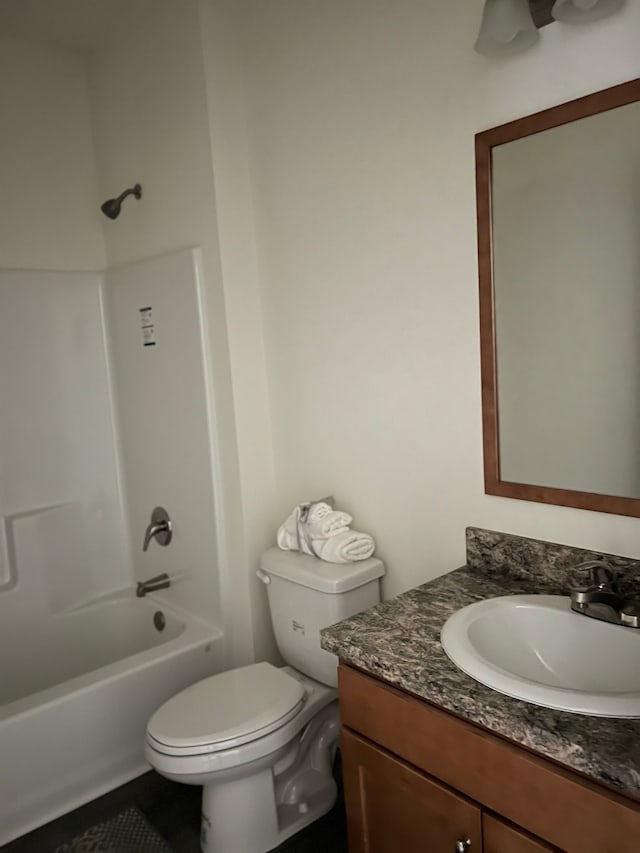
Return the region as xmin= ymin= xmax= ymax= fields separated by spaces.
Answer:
xmin=477 ymin=78 xmax=640 ymax=517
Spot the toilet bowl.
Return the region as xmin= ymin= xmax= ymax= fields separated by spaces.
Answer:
xmin=145 ymin=548 xmax=384 ymax=853
xmin=145 ymin=663 xmax=338 ymax=852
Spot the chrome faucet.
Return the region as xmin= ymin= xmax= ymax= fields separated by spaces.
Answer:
xmin=142 ymin=507 xmax=172 ymax=552
xmin=570 ymin=561 xmax=640 ymax=628
xmin=136 ymin=573 xmax=171 ymax=597
xmin=576 ymin=560 xmax=618 ymax=591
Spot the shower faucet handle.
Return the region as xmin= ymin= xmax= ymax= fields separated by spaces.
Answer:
xmin=142 ymin=506 xmax=172 ymax=552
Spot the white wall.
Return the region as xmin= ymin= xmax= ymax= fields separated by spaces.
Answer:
xmin=0 ymin=38 xmax=105 ymax=271
xmin=198 ymin=0 xmax=281 ymax=662
xmin=223 ymin=0 xmax=640 ymax=602
xmin=88 ymin=0 xmax=256 ymax=664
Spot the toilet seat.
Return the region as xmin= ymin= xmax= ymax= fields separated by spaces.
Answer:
xmin=147 ymin=662 xmax=305 ymax=757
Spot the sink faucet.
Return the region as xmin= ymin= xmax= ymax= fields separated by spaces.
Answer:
xmin=570 ymin=561 xmax=640 ymax=628
xmin=136 ymin=573 xmax=171 ymax=597
xmin=574 ymin=560 xmax=617 ymax=591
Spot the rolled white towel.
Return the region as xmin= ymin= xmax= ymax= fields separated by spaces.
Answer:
xmin=312 ymin=529 xmax=375 ymax=563
xmin=278 ymin=528 xmax=298 ymax=550
xmin=277 ymin=506 xmax=304 ymax=551
xmin=306 ymin=502 xmax=352 ymax=539
xmin=297 ymin=523 xmax=315 ymax=557
xmin=276 ymin=505 xmax=318 ymax=556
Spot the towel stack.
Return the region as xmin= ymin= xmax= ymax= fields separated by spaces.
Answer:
xmin=277 ymin=499 xmax=375 ymax=564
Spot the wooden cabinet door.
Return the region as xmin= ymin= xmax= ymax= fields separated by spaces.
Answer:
xmin=483 ymin=813 xmax=558 ymax=853
xmin=342 ymin=727 xmax=482 ymax=853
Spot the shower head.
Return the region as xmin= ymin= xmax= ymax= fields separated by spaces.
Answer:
xmin=100 ymin=184 xmax=142 ymax=219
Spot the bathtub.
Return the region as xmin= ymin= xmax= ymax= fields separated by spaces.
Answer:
xmin=0 ymin=590 xmax=224 ymax=846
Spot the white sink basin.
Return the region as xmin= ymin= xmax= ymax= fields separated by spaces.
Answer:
xmin=440 ymin=595 xmax=640 ymax=717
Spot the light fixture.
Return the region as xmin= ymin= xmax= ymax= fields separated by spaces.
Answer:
xmin=475 ymin=0 xmax=625 ymax=57
xmin=551 ymin=0 xmax=625 ymax=23
xmin=474 ymin=0 xmax=539 ymax=56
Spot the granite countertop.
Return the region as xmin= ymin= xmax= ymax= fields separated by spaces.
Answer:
xmin=320 ymin=558 xmax=640 ymax=798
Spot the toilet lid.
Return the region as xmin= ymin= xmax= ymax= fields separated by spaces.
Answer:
xmin=147 ymin=662 xmax=305 ymax=755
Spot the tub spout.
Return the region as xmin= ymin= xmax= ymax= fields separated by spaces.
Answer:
xmin=136 ymin=573 xmax=171 ymax=597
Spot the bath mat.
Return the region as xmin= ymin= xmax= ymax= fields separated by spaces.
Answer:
xmin=55 ymin=805 xmax=172 ymax=853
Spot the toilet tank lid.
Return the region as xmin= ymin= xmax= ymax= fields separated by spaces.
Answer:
xmin=260 ymin=547 xmax=385 ymax=593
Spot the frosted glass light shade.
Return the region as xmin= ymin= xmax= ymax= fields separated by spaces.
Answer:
xmin=552 ymin=0 xmax=625 ymax=23
xmin=475 ymin=0 xmax=539 ymax=56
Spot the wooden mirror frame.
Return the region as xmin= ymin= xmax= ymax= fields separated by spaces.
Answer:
xmin=476 ymin=78 xmax=640 ymax=517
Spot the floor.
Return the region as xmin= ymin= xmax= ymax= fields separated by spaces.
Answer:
xmin=2 ymin=754 xmax=348 ymax=853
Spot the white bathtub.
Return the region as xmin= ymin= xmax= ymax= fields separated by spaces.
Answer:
xmin=0 ymin=590 xmax=224 ymax=846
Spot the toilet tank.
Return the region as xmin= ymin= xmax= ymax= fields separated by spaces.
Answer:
xmin=259 ymin=548 xmax=384 ymax=688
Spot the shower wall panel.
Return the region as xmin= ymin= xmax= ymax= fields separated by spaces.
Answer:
xmin=105 ymin=248 xmax=222 ymax=627
xmin=0 ymin=270 xmax=131 ymax=617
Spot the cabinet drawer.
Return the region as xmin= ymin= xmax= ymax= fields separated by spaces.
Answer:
xmin=339 ymin=663 xmax=640 ymax=853
xmin=342 ymin=727 xmax=481 ymax=853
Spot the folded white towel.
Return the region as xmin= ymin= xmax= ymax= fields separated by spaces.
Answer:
xmin=312 ymin=529 xmax=376 ymax=564
xmin=277 ymin=499 xmax=375 ymax=563
xmin=306 ymin=502 xmax=352 ymax=539
xmin=276 ymin=507 xmax=302 ymax=551
xmin=276 ymin=504 xmax=317 ymax=555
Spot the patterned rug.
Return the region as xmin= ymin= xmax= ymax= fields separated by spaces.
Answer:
xmin=55 ymin=806 xmax=172 ymax=853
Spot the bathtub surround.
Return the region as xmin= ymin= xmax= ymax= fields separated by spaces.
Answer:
xmin=7 ymin=503 xmax=92 ymax=614
xmin=0 ymin=269 xmax=129 ymax=604
xmin=0 ymin=249 xmax=229 ymax=845
xmin=105 ymin=248 xmax=222 ymax=626
xmin=321 ymin=526 xmax=640 ymax=797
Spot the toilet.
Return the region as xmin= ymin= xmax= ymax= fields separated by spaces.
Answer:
xmin=144 ymin=547 xmax=384 ymax=853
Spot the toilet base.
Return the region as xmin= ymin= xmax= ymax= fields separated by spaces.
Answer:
xmin=201 ymin=766 xmax=277 ymax=853
xmin=199 ymin=702 xmax=340 ymax=853
xmin=273 ymin=775 xmax=337 ymax=848
xmin=200 ymin=768 xmax=337 ymax=853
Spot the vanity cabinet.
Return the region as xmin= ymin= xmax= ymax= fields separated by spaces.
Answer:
xmin=342 ymin=728 xmax=482 ymax=852
xmin=482 ymin=814 xmax=554 ymax=853
xmin=338 ymin=663 xmax=640 ymax=853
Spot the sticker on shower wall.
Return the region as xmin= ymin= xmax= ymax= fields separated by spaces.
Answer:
xmin=139 ymin=306 xmax=156 ymax=347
